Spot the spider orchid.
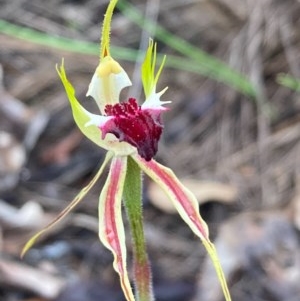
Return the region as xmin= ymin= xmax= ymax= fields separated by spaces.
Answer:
xmin=22 ymin=1 xmax=231 ymax=301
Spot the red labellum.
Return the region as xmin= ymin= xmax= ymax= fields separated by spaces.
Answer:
xmin=101 ymin=98 xmax=164 ymax=161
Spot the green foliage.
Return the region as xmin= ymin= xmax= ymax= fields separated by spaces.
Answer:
xmin=0 ymin=12 xmax=255 ymax=97
xmin=277 ymin=73 xmax=300 ymax=92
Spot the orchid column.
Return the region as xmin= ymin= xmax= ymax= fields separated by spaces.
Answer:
xmin=22 ymin=1 xmax=231 ymax=301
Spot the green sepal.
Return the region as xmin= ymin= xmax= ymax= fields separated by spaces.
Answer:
xmin=56 ymin=60 xmax=106 ymax=148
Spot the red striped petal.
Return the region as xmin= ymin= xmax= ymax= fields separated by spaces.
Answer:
xmin=98 ymin=157 xmax=135 ymax=301
xmin=133 ymin=155 xmax=231 ymax=301
xmin=133 ymin=155 xmax=208 ymax=239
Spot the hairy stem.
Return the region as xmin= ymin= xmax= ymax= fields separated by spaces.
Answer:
xmin=123 ymin=156 xmax=153 ymax=301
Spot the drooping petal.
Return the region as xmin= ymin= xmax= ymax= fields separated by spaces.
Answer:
xmin=86 ymin=56 xmax=132 ymax=114
xmin=133 ymin=155 xmax=208 ymax=239
xmin=103 ymin=98 xmax=164 ymax=161
xmin=133 ymin=155 xmax=231 ymax=301
xmin=21 ymin=151 xmax=113 ymax=258
xmin=98 ymin=156 xmax=135 ymax=301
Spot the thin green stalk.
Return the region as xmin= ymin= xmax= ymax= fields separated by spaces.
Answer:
xmin=123 ymin=156 xmax=153 ymax=301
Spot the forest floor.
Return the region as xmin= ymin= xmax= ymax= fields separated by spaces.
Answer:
xmin=1 ymin=0 xmax=300 ymax=301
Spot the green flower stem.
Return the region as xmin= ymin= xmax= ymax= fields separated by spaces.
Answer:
xmin=123 ymin=156 xmax=153 ymax=301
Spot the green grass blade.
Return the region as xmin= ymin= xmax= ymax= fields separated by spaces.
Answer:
xmin=277 ymin=73 xmax=300 ymax=92
xmin=0 ymin=19 xmax=136 ymax=60
xmin=0 ymin=17 xmax=255 ymax=96
xmin=117 ymin=0 xmax=256 ymax=97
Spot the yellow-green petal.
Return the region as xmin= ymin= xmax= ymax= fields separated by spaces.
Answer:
xmin=56 ymin=61 xmax=107 ymax=149
xmin=141 ymin=39 xmax=167 ymax=98
xmin=98 ymin=156 xmax=135 ymax=301
xmin=21 ymin=151 xmax=113 ymax=258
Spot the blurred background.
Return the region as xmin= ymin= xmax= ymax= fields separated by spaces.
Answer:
xmin=1 ymin=0 xmax=300 ymax=300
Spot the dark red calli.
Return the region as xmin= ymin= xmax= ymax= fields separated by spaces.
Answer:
xmin=101 ymin=98 xmax=164 ymax=161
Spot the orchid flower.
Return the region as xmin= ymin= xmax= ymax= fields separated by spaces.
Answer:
xmin=22 ymin=1 xmax=231 ymax=301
